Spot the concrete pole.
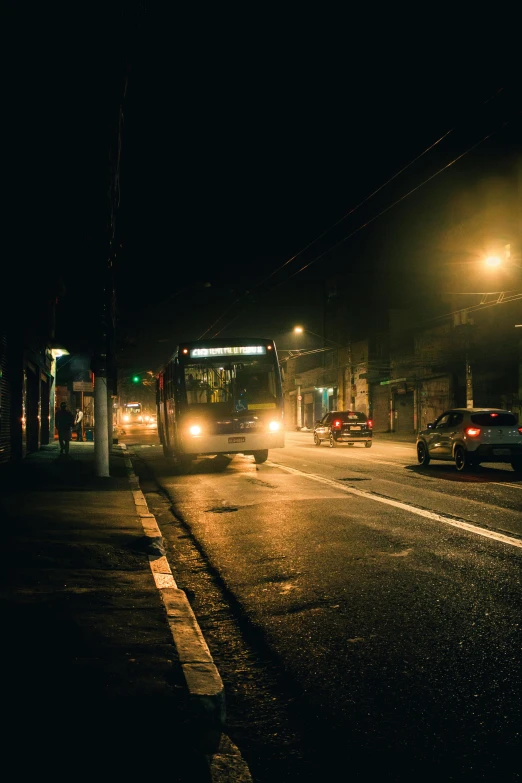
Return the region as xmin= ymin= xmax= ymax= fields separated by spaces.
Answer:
xmin=465 ymin=354 xmax=474 ymax=409
xmin=107 ymin=388 xmax=113 ymax=451
xmin=296 ymin=385 xmax=302 ymax=429
xmin=518 ymin=334 xmax=522 ymax=418
xmin=49 ymin=356 xmax=56 ymax=443
xmin=94 ymin=374 xmax=110 ymax=477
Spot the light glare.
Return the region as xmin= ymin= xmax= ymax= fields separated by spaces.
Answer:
xmin=485 ymin=256 xmax=501 ymax=268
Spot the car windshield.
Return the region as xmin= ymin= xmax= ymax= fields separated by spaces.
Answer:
xmin=183 ymin=359 xmax=278 ymax=413
xmin=470 ymin=412 xmax=517 ymax=426
xmin=334 ymin=411 xmax=367 ymax=422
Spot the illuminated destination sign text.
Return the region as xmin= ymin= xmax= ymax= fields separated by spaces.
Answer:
xmin=190 ymin=346 xmax=267 ymax=358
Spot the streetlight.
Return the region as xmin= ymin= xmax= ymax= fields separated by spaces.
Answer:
xmin=293 ymin=326 xmax=343 ymax=348
xmin=291 ymin=326 xmax=351 ymax=426
xmin=484 ymin=255 xmax=502 ymax=269
xmin=484 ymin=244 xmax=522 ymax=270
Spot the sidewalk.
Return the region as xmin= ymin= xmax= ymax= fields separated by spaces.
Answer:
xmin=0 ymin=442 xmax=245 ymax=782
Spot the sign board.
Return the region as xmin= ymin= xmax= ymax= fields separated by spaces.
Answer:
xmin=73 ymin=382 xmax=93 ymax=392
xmin=190 ymin=346 xmax=267 ymax=358
xmin=297 ymin=395 xmax=302 ymax=401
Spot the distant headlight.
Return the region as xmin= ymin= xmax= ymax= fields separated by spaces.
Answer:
xmin=268 ymin=421 xmax=280 ymax=432
xmin=189 ymin=425 xmax=202 ymax=436
xmin=123 ymin=415 xmax=130 ymax=422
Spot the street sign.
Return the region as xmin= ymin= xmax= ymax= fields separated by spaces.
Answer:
xmin=297 ymin=395 xmax=302 ymax=400
xmin=73 ymin=381 xmax=93 ymax=392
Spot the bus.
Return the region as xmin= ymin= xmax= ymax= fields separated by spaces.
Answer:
xmin=157 ymin=338 xmax=285 ymax=465
xmin=122 ymin=402 xmax=142 ymax=424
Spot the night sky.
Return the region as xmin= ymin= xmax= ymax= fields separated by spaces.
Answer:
xmin=6 ymin=6 xmax=518 ymax=374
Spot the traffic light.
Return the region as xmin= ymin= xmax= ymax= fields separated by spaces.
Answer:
xmin=132 ymin=375 xmax=140 ymax=383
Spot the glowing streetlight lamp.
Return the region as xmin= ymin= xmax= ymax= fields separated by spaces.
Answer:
xmin=484 ymin=255 xmax=502 ymax=269
xmin=484 ymin=245 xmax=521 ymax=270
xmin=293 ymin=325 xmax=343 ymax=348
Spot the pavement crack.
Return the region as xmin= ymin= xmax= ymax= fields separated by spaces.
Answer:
xmin=206 ymin=506 xmax=239 ymax=514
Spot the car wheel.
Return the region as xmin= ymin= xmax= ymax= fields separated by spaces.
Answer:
xmin=254 ymin=449 xmax=269 ymax=464
xmin=329 ymin=434 xmax=337 ymax=448
xmin=511 ymin=458 xmax=522 ymax=475
xmin=365 ymin=441 xmax=372 ymax=448
xmin=417 ymin=441 xmax=430 ymax=466
xmin=454 ymin=445 xmax=469 ymax=472
xmin=314 ymin=434 xmax=322 ymax=446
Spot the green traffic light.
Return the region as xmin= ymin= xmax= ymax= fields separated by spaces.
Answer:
xmin=132 ymin=375 xmax=140 ymax=383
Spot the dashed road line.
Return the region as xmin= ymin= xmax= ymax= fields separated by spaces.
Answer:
xmin=267 ymin=461 xmax=522 ymax=550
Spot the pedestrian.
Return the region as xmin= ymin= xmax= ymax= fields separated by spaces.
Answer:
xmin=74 ymin=407 xmax=84 ymax=441
xmin=56 ymin=401 xmax=74 ymax=455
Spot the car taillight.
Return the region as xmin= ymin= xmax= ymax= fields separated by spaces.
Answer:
xmin=332 ymin=419 xmax=342 ymax=430
xmin=367 ymin=419 xmax=373 ymax=429
xmin=518 ymin=427 xmax=522 ymax=435
xmin=465 ymin=426 xmax=481 ymax=437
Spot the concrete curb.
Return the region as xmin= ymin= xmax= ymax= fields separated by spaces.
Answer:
xmin=118 ymin=445 xmax=251 ymax=780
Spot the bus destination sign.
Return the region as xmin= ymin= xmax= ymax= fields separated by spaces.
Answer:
xmin=190 ymin=346 xmax=267 ymax=358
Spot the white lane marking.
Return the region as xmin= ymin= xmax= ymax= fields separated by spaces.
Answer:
xmin=492 ymin=482 xmax=522 ymax=491
xmin=267 ymin=461 xmax=522 ymax=549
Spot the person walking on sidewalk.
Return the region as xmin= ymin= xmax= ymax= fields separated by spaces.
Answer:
xmin=56 ymin=402 xmax=74 ymax=455
xmin=74 ymin=407 xmax=84 ymax=442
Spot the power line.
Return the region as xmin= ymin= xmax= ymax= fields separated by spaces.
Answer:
xmin=200 ymin=86 xmax=507 ymax=339
xmin=200 ymin=125 xmax=457 ymax=341
xmin=214 ymin=116 xmax=514 ymax=336
xmin=268 ymin=122 xmax=510 ymax=290
xmin=422 ymin=290 xmax=522 ymax=324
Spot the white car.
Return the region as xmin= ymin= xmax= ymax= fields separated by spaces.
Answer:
xmin=416 ymin=408 xmax=522 ymax=473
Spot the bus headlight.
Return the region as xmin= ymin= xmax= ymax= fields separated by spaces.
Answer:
xmin=123 ymin=415 xmax=130 ymax=423
xmin=189 ymin=424 xmax=202 ymax=436
xmin=268 ymin=421 xmax=280 ymax=432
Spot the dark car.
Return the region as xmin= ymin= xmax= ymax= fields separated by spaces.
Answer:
xmin=314 ymin=410 xmax=373 ymax=448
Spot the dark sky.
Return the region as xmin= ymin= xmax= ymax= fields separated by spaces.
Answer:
xmin=6 ymin=5 xmax=517 ymax=372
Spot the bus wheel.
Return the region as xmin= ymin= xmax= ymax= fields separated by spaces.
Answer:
xmin=162 ymin=443 xmax=173 ymax=459
xmin=253 ymin=449 xmax=268 ymax=464
xmin=176 ymin=454 xmax=194 ymax=474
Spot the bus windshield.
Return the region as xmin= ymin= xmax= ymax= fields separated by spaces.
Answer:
xmin=183 ymin=359 xmax=278 ymax=413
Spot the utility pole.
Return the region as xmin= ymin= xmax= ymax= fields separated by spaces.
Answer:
xmin=465 ymin=353 xmax=474 ymax=409
xmin=93 ymin=354 xmax=110 ymax=477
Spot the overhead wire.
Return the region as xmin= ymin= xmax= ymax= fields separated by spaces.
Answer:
xmin=268 ymin=121 xmax=511 ymax=291
xmin=213 ymin=115 xmax=515 ymax=336
xmin=199 ymin=122 xmax=458 ymax=339
xmin=199 ymin=86 xmax=507 ymax=339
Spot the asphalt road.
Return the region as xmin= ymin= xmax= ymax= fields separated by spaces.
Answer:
xmin=121 ymin=426 xmax=522 ymax=783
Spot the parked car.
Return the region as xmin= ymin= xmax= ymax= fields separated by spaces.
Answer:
xmin=416 ymin=408 xmax=522 ymax=473
xmin=314 ymin=411 xmax=373 ymax=448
